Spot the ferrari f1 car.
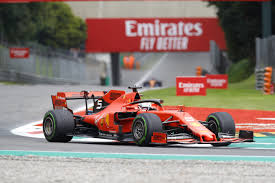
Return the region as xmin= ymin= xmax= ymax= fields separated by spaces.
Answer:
xmin=43 ymin=87 xmax=253 ymax=146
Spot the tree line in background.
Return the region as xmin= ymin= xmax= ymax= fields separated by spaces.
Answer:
xmin=209 ymin=1 xmax=275 ymax=64
xmin=0 ymin=2 xmax=273 ymax=63
xmin=0 ymin=2 xmax=86 ymax=49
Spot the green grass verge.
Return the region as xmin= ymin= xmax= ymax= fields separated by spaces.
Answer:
xmin=0 ymin=81 xmax=25 ymax=85
xmin=142 ymin=75 xmax=275 ymax=111
xmin=228 ymin=58 xmax=254 ymax=83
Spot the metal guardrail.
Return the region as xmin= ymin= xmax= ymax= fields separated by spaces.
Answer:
xmin=255 ymin=68 xmax=264 ymax=90
xmin=0 ymin=44 xmax=94 ymax=84
xmin=209 ymin=40 xmax=231 ymax=74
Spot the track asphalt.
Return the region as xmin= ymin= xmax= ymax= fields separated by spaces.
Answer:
xmin=1 ymin=52 xmax=275 ymax=160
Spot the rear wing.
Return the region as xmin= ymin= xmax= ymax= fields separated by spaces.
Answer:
xmin=51 ymin=91 xmax=106 ymax=110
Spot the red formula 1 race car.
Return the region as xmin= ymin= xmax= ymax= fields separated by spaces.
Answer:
xmin=43 ymin=87 xmax=253 ymax=146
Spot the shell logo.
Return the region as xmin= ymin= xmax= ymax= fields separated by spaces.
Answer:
xmin=105 ymin=114 xmax=110 ymax=127
xmin=100 ymin=119 xmax=104 ymax=127
xmin=191 ymin=122 xmax=200 ymax=127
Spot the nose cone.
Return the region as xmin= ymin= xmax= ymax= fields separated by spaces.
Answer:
xmin=202 ymin=133 xmax=216 ymax=141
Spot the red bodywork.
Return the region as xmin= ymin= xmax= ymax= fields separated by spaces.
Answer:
xmin=51 ymin=89 xmax=251 ymax=145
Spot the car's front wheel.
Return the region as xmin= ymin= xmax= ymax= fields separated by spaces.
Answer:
xmin=206 ymin=112 xmax=235 ymax=146
xmin=132 ymin=113 xmax=163 ymax=146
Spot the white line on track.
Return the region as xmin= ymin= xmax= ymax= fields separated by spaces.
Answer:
xmin=257 ymin=118 xmax=275 ymax=120
xmin=11 ymin=121 xmax=43 ymax=138
xmin=237 ymin=123 xmax=275 ymax=126
xmin=11 ymin=104 xmax=87 ymax=138
xmin=10 ymin=103 xmax=113 ymax=140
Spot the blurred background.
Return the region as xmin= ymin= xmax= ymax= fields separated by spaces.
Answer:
xmin=0 ymin=1 xmax=274 ymax=91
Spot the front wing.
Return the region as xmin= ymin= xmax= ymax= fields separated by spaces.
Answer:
xmin=151 ymin=130 xmax=254 ymax=145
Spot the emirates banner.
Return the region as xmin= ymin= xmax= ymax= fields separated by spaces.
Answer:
xmin=10 ymin=48 xmax=29 ymax=59
xmin=86 ymin=18 xmax=226 ymax=52
xmin=176 ymin=76 xmax=207 ymax=96
xmin=206 ymin=74 xmax=228 ymax=89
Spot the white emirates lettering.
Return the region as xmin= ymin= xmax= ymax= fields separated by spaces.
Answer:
xmin=56 ymin=96 xmax=66 ymax=100
xmin=178 ymin=82 xmax=204 ymax=93
xmin=11 ymin=50 xmax=28 ymax=57
xmin=207 ymin=79 xmax=226 ymax=87
xmin=125 ymin=20 xmax=203 ymax=37
xmin=125 ymin=19 xmax=203 ymax=51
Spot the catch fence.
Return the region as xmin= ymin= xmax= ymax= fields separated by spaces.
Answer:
xmin=0 ymin=42 xmax=97 ymax=84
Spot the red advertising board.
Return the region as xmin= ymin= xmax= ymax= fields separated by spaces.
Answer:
xmin=10 ymin=48 xmax=29 ymax=59
xmin=206 ymin=74 xmax=228 ymax=89
xmin=86 ymin=18 xmax=226 ymax=52
xmin=176 ymin=76 xmax=207 ymax=96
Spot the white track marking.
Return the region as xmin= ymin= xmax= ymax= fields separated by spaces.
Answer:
xmin=11 ymin=119 xmax=116 ymax=142
xmin=11 ymin=121 xmax=43 ymax=138
xmin=257 ymin=118 xmax=275 ymax=120
xmin=135 ymin=53 xmax=168 ymax=87
xmin=11 ymin=103 xmax=94 ymax=139
xmin=236 ymin=123 xmax=275 ymax=130
xmin=237 ymin=123 xmax=275 ymax=126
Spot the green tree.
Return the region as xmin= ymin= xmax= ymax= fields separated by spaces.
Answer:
xmin=208 ymin=2 xmax=263 ymax=63
xmin=0 ymin=4 xmax=36 ymax=43
xmin=34 ymin=2 xmax=86 ymax=49
xmin=0 ymin=2 xmax=86 ymax=49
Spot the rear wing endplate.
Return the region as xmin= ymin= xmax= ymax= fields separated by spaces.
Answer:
xmin=51 ymin=91 xmax=106 ymax=110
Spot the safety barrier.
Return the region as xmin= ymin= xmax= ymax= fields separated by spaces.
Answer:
xmin=255 ymin=36 xmax=275 ymax=93
xmin=209 ymin=40 xmax=231 ymax=74
xmin=0 ymin=43 xmax=93 ymax=84
xmin=255 ymin=68 xmax=265 ymax=90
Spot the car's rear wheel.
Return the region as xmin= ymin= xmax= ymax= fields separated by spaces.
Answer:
xmin=206 ymin=112 xmax=235 ymax=146
xmin=132 ymin=113 xmax=163 ymax=146
xmin=43 ymin=109 xmax=74 ymax=142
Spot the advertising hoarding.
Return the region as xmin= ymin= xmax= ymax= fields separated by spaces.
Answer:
xmin=86 ymin=18 xmax=226 ymax=52
xmin=206 ymin=74 xmax=228 ymax=89
xmin=10 ymin=48 xmax=29 ymax=59
xmin=176 ymin=76 xmax=207 ymax=96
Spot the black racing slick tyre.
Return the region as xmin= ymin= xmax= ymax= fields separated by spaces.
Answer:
xmin=132 ymin=113 xmax=163 ymax=146
xmin=43 ymin=110 xmax=75 ymax=142
xmin=156 ymin=82 xmax=162 ymax=87
xmin=206 ymin=112 xmax=235 ymax=146
xmin=143 ymin=82 xmax=150 ymax=87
